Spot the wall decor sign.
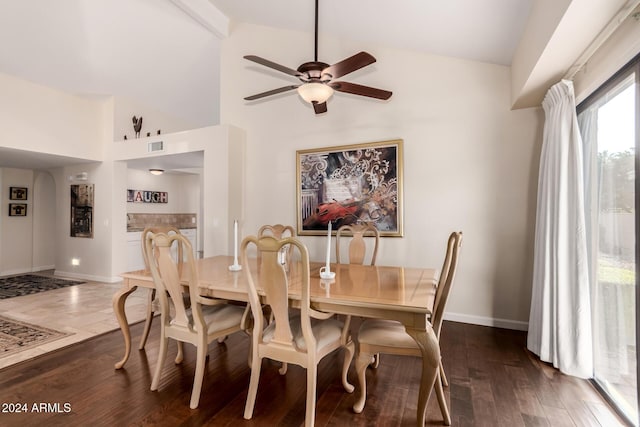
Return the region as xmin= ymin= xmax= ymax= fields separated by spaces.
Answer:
xmin=9 ymin=187 xmax=28 ymax=200
xmin=127 ymin=189 xmax=168 ymax=203
xmin=8 ymin=203 xmax=27 ymax=217
xmin=70 ymin=184 xmax=94 ymax=238
xmin=296 ymin=139 xmax=404 ymax=236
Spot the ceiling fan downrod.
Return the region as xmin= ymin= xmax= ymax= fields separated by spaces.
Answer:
xmin=314 ymin=0 xmax=319 ymax=62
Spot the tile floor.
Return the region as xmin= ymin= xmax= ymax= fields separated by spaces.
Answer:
xmin=0 ymin=274 xmax=149 ymax=369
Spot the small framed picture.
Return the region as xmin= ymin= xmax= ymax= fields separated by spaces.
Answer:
xmin=9 ymin=203 xmax=27 ymax=217
xmin=9 ymin=187 xmax=28 ymax=200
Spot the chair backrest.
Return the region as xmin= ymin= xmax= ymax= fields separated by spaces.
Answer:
xmin=241 ymin=235 xmax=318 ymax=356
xmin=257 ymin=224 xmax=295 ymax=239
xmin=142 ymin=226 xmax=183 ymax=272
xmin=145 ymin=232 xmax=202 ymax=332
xmin=431 ymin=231 xmax=463 ymax=338
xmin=258 ymin=224 xmax=294 ymax=260
xmin=336 ymin=223 xmax=380 ymax=266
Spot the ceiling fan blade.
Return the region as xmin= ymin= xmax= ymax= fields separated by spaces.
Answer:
xmin=244 ymin=85 xmax=300 ymax=101
xmin=322 ymin=52 xmax=376 ymax=79
xmin=329 ymin=81 xmax=392 ymax=100
xmin=244 ymin=55 xmax=304 ymax=78
xmin=312 ymin=101 xmax=327 ymax=114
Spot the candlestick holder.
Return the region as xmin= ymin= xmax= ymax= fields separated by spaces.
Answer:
xmin=228 ymin=263 xmax=242 ymax=272
xmin=319 ymin=266 xmax=335 ymax=280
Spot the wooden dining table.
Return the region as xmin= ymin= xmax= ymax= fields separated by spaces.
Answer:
xmin=113 ymin=255 xmax=443 ymax=426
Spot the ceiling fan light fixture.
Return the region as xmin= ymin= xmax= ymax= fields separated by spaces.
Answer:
xmin=149 ymin=169 xmax=164 ymax=175
xmin=297 ymin=82 xmax=334 ymax=104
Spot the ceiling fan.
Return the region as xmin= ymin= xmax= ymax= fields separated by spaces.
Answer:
xmin=243 ymin=0 xmax=392 ymax=114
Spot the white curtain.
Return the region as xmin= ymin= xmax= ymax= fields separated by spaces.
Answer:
xmin=527 ymin=79 xmax=593 ymax=378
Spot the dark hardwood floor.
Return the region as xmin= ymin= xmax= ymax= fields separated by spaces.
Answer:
xmin=0 ymin=320 xmax=627 ymax=426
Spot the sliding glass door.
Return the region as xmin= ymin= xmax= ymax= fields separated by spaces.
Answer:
xmin=578 ymin=55 xmax=639 ymax=425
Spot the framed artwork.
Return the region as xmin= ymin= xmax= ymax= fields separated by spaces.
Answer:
xmin=296 ymin=139 xmax=403 ymax=236
xmin=8 ymin=203 xmax=27 ymax=217
xmin=9 ymin=187 xmax=28 ymax=200
xmin=70 ymin=184 xmax=94 ymax=238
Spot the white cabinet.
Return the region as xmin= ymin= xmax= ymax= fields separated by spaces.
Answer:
xmin=180 ymin=229 xmax=197 ymax=259
xmin=126 ymin=232 xmax=145 ymax=271
xmin=126 ymin=229 xmax=197 ymax=271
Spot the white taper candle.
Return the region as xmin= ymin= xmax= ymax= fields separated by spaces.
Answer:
xmin=233 ymin=220 xmax=238 ymax=263
xmin=325 ymin=221 xmax=332 ymax=270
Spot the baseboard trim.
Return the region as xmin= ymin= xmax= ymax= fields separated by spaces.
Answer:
xmin=444 ymin=312 xmax=529 ymax=331
xmin=0 ymin=267 xmax=33 ymax=277
xmin=32 ymin=265 xmax=56 ymax=272
xmin=54 ymin=270 xmax=122 ymax=284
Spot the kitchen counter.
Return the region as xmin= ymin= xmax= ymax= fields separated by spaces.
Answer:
xmin=126 ymin=213 xmax=197 ymax=232
xmin=127 ymin=225 xmax=196 ymax=232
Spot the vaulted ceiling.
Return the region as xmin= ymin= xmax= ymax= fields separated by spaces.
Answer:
xmin=0 ymin=0 xmax=532 ymax=130
xmin=0 ymin=0 xmax=635 ymax=170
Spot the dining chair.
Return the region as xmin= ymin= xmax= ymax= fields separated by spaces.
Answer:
xmin=258 ymin=223 xmax=295 ymax=269
xmin=335 ymin=222 xmax=379 ymax=266
xmin=258 ymin=223 xmax=295 ymax=239
xmin=335 ymin=222 xmax=381 ymax=366
xmin=145 ymin=231 xmax=247 ymax=409
xmin=138 ymin=226 xmax=184 ymax=352
xmin=352 ymin=231 xmax=462 ymax=426
xmin=257 ymin=224 xmax=295 ymax=373
xmin=241 ymin=234 xmax=354 ymax=427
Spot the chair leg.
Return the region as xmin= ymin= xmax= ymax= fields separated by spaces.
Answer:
xmin=138 ymin=288 xmax=156 ymax=350
xmin=341 ymin=341 xmax=355 ymax=393
xmin=175 ymin=341 xmax=184 ymax=364
xmin=434 ymin=370 xmax=451 ymax=425
xmin=439 ymin=359 xmax=448 ymax=387
xmin=305 ymin=365 xmax=318 ymax=427
xmin=189 ymin=336 xmax=207 ymax=409
xmin=279 ymin=362 xmax=288 ymax=375
xmin=353 ymin=351 xmax=374 ymax=413
xmin=150 ymin=332 xmax=168 ymax=391
xmin=371 ymin=353 xmax=380 ymax=369
xmin=244 ymin=356 xmax=262 ymax=420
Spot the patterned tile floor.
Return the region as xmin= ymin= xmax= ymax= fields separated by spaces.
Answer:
xmin=0 ymin=273 xmax=148 ymax=369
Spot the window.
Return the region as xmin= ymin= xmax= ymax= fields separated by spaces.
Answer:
xmin=577 ymin=53 xmax=639 ymax=425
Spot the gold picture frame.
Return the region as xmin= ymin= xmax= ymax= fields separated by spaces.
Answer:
xmin=296 ymin=139 xmax=403 ymax=236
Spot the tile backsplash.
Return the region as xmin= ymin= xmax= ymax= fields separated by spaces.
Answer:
xmin=126 ymin=213 xmax=196 ymax=231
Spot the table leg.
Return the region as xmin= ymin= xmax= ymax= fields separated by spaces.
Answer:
xmin=112 ymin=283 xmax=137 ymax=369
xmin=405 ymin=326 xmax=443 ymax=427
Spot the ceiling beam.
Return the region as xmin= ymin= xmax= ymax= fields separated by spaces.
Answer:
xmin=169 ymin=0 xmax=229 ymax=38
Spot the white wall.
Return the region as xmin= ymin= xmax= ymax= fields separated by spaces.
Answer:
xmin=32 ymin=171 xmax=56 ymax=271
xmin=52 ymin=162 xmax=116 ymax=282
xmin=220 ymin=23 xmax=543 ymax=329
xmin=113 ymin=96 xmax=199 ymax=141
xmin=0 ymin=168 xmax=34 ymax=275
xmin=126 ymin=169 xmax=200 ymax=214
xmin=112 ymin=125 xmax=245 ymax=267
xmin=0 ymin=72 xmax=103 ymax=160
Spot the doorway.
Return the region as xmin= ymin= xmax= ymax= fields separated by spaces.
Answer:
xmin=578 ymin=54 xmax=639 ymax=425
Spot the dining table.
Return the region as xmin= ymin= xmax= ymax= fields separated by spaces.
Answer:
xmin=113 ymin=255 xmax=444 ymax=426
